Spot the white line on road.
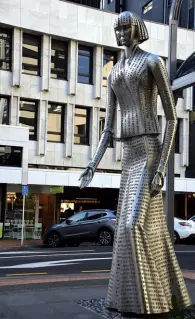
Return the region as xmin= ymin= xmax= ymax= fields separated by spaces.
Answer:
xmin=175 ymin=251 xmax=195 ymax=253
xmin=0 ymin=257 xmax=112 ymax=269
xmin=0 ymin=250 xmax=95 ymax=255
xmin=0 ymin=252 xmax=112 ymax=259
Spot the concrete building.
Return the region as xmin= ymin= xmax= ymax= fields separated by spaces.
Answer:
xmin=0 ymin=0 xmax=194 ymax=238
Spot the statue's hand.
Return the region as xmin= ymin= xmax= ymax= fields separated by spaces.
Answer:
xmin=151 ymin=172 xmax=164 ymax=197
xmin=79 ymin=167 xmax=94 ymax=189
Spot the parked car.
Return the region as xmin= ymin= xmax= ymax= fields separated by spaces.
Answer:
xmin=43 ymin=209 xmax=116 ymax=248
xmin=174 ymin=217 xmax=195 ymax=243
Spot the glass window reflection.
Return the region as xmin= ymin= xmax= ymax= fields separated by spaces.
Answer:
xmin=74 ymin=107 xmax=90 ymax=145
xmin=19 ymin=100 xmax=37 ymax=140
xmin=47 ymin=103 xmax=64 ymax=143
xmin=0 ymin=96 xmax=9 ymax=125
xmin=51 ymin=40 xmax=68 ymax=80
xmin=78 ymin=45 xmax=93 ymax=84
xmin=103 ymin=50 xmax=117 ymax=87
xmin=0 ymin=27 xmax=12 ymax=71
xmin=22 ymin=34 xmax=41 ymax=76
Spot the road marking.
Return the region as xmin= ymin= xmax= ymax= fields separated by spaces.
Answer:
xmin=0 ymin=249 xmax=95 ymax=255
xmin=0 ymin=252 xmax=112 ymax=260
xmin=81 ymin=270 xmax=110 ymax=273
xmin=6 ymin=272 xmax=48 ymax=277
xmin=175 ymin=251 xmax=195 ymax=253
xmin=0 ymin=257 xmax=112 ymax=269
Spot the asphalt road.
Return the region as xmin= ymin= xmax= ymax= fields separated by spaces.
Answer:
xmin=0 ymin=244 xmax=194 ymax=277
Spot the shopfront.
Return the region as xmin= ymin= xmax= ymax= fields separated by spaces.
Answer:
xmin=4 ymin=185 xmax=57 ymax=240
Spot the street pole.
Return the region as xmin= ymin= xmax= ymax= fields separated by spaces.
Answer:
xmin=166 ymin=0 xmax=183 ymax=241
xmin=21 ymin=194 xmax=25 ymax=246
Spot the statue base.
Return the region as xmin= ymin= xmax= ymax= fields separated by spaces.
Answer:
xmin=77 ymin=298 xmax=195 ymax=318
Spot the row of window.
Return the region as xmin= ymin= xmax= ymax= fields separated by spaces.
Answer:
xmin=0 ymin=27 xmax=117 ymax=86
xmin=0 ymin=95 xmax=181 ymax=151
xmin=0 ymin=96 xmax=112 ymax=146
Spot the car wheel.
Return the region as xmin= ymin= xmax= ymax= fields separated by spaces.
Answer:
xmin=98 ymin=229 xmax=113 ymax=246
xmin=48 ymin=232 xmax=61 ymax=248
xmin=174 ymin=231 xmax=180 ymax=244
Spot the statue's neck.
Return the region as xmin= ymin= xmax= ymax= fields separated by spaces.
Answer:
xmin=124 ymin=43 xmax=138 ymax=60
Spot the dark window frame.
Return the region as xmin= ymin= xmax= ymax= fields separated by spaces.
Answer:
xmin=78 ymin=45 xmax=93 ymax=84
xmin=19 ymin=99 xmax=38 ymax=141
xmin=0 ymin=95 xmax=10 ymax=125
xmin=74 ymin=106 xmax=90 ymax=145
xmin=0 ymin=27 xmax=12 ymax=71
xmin=47 ymin=102 xmax=65 ymax=143
xmin=22 ymin=33 xmax=41 ymax=76
xmin=99 ymin=108 xmax=113 ymax=148
xmin=51 ymin=39 xmax=68 ymax=80
xmin=103 ymin=50 xmax=117 ymax=87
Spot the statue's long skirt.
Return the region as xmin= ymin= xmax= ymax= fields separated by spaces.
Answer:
xmin=106 ymin=135 xmax=191 ymax=314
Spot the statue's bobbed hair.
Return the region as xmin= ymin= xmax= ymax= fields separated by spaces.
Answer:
xmin=114 ymin=11 xmax=149 ymax=46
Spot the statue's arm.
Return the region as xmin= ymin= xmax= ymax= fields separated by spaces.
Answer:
xmin=148 ymin=55 xmax=177 ymax=179
xmin=87 ymin=72 xmax=117 ymax=174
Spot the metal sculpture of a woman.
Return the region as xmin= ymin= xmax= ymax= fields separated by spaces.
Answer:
xmin=79 ymin=11 xmax=191 ymax=316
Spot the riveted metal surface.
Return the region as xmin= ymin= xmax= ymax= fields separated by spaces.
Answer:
xmin=83 ymin=11 xmax=191 ymax=315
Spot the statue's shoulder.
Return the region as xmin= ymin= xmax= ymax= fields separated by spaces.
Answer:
xmin=147 ymin=53 xmax=165 ymax=70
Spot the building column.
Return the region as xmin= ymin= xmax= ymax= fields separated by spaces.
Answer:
xmin=35 ymin=194 xmax=39 ymax=225
xmin=68 ymin=40 xmax=77 ymax=95
xmin=41 ymin=35 xmax=51 ymax=91
xmin=180 ymin=118 xmax=189 ymax=167
xmin=93 ymin=46 xmax=102 ymax=99
xmin=22 ymin=145 xmax=28 ymax=185
xmin=10 ymin=96 xmax=19 ymax=126
xmin=64 ymin=103 xmax=74 ymax=157
xmin=90 ymin=106 xmax=99 ymax=159
xmin=183 ymin=87 xmax=193 ymax=111
xmin=12 ymin=28 xmax=22 ymax=87
xmin=37 ymin=100 xmax=47 ymax=156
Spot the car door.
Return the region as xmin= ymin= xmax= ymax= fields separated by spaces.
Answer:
xmin=62 ymin=212 xmax=87 ymax=239
xmin=84 ymin=211 xmax=104 ymax=238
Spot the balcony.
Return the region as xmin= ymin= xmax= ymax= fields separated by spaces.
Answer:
xmin=61 ymin=0 xmax=101 ymax=9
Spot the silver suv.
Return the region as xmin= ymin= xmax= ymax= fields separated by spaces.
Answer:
xmin=43 ymin=209 xmax=116 ymax=248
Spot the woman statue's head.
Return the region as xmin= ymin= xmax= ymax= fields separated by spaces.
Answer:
xmin=114 ymin=11 xmax=149 ymax=47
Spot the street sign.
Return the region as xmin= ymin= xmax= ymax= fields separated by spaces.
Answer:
xmin=50 ymin=186 xmax=64 ymax=194
xmin=22 ymin=185 xmax=29 ymax=196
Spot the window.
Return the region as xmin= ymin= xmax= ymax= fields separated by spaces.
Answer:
xmin=0 ymin=146 xmax=22 ymax=167
xmin=47 ymin=103 xmax=65 ymax=143
xmin=67 ymin=212 xmax=86 ymax=223
xmin=143 ymin=1 xmax=153 ymax=14
xmin=19 ymin=100 xmax=37 ymax=141
xmin=74 ymin=107 xmax=90 ymax=145
xmin=0 ymin=96 xmax=9 ymax=125
xmin=78 ymin=45 xmax=93 ymax=84
xmin=99 ymin=109 xmax=113 ymax=147
xmin=22 ymin=34 xmax=41 ymax=76
xmin=86 ymin=212 xmax=103 ymax=220
xmin=175 ymin=118 xmax=181 ymax=154
xmin=51 ymin=39 xmax=68 ymax=80
xmin=0 ymin=27 xmax=12 ymax=71
xmin=103 ymin=50 xmax=117 ymax=87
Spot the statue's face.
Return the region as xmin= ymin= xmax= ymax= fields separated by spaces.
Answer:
xmin=115 ymin=21 xmax=136 ymax=47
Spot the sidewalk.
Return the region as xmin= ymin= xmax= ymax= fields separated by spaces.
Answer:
xmin=0 ymin=239 xmax=42 ymax=251
xmin=0 ymin=279 xmax=194 ymax=318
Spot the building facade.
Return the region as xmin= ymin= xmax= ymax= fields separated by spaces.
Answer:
xmin=104 ymin=0 xmax=191 ymax=29
xmin=0 ymin=0 xmax=194 ymax=239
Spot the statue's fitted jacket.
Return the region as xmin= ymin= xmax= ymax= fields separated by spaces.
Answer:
xmin=111 ymin=48 xmax=160 ymax=138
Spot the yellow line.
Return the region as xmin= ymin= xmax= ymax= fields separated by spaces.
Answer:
xmin=6 ymin=272 xmax=48 ymax=277
xmin=81 ymin=270 xmax=110 ymax=273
